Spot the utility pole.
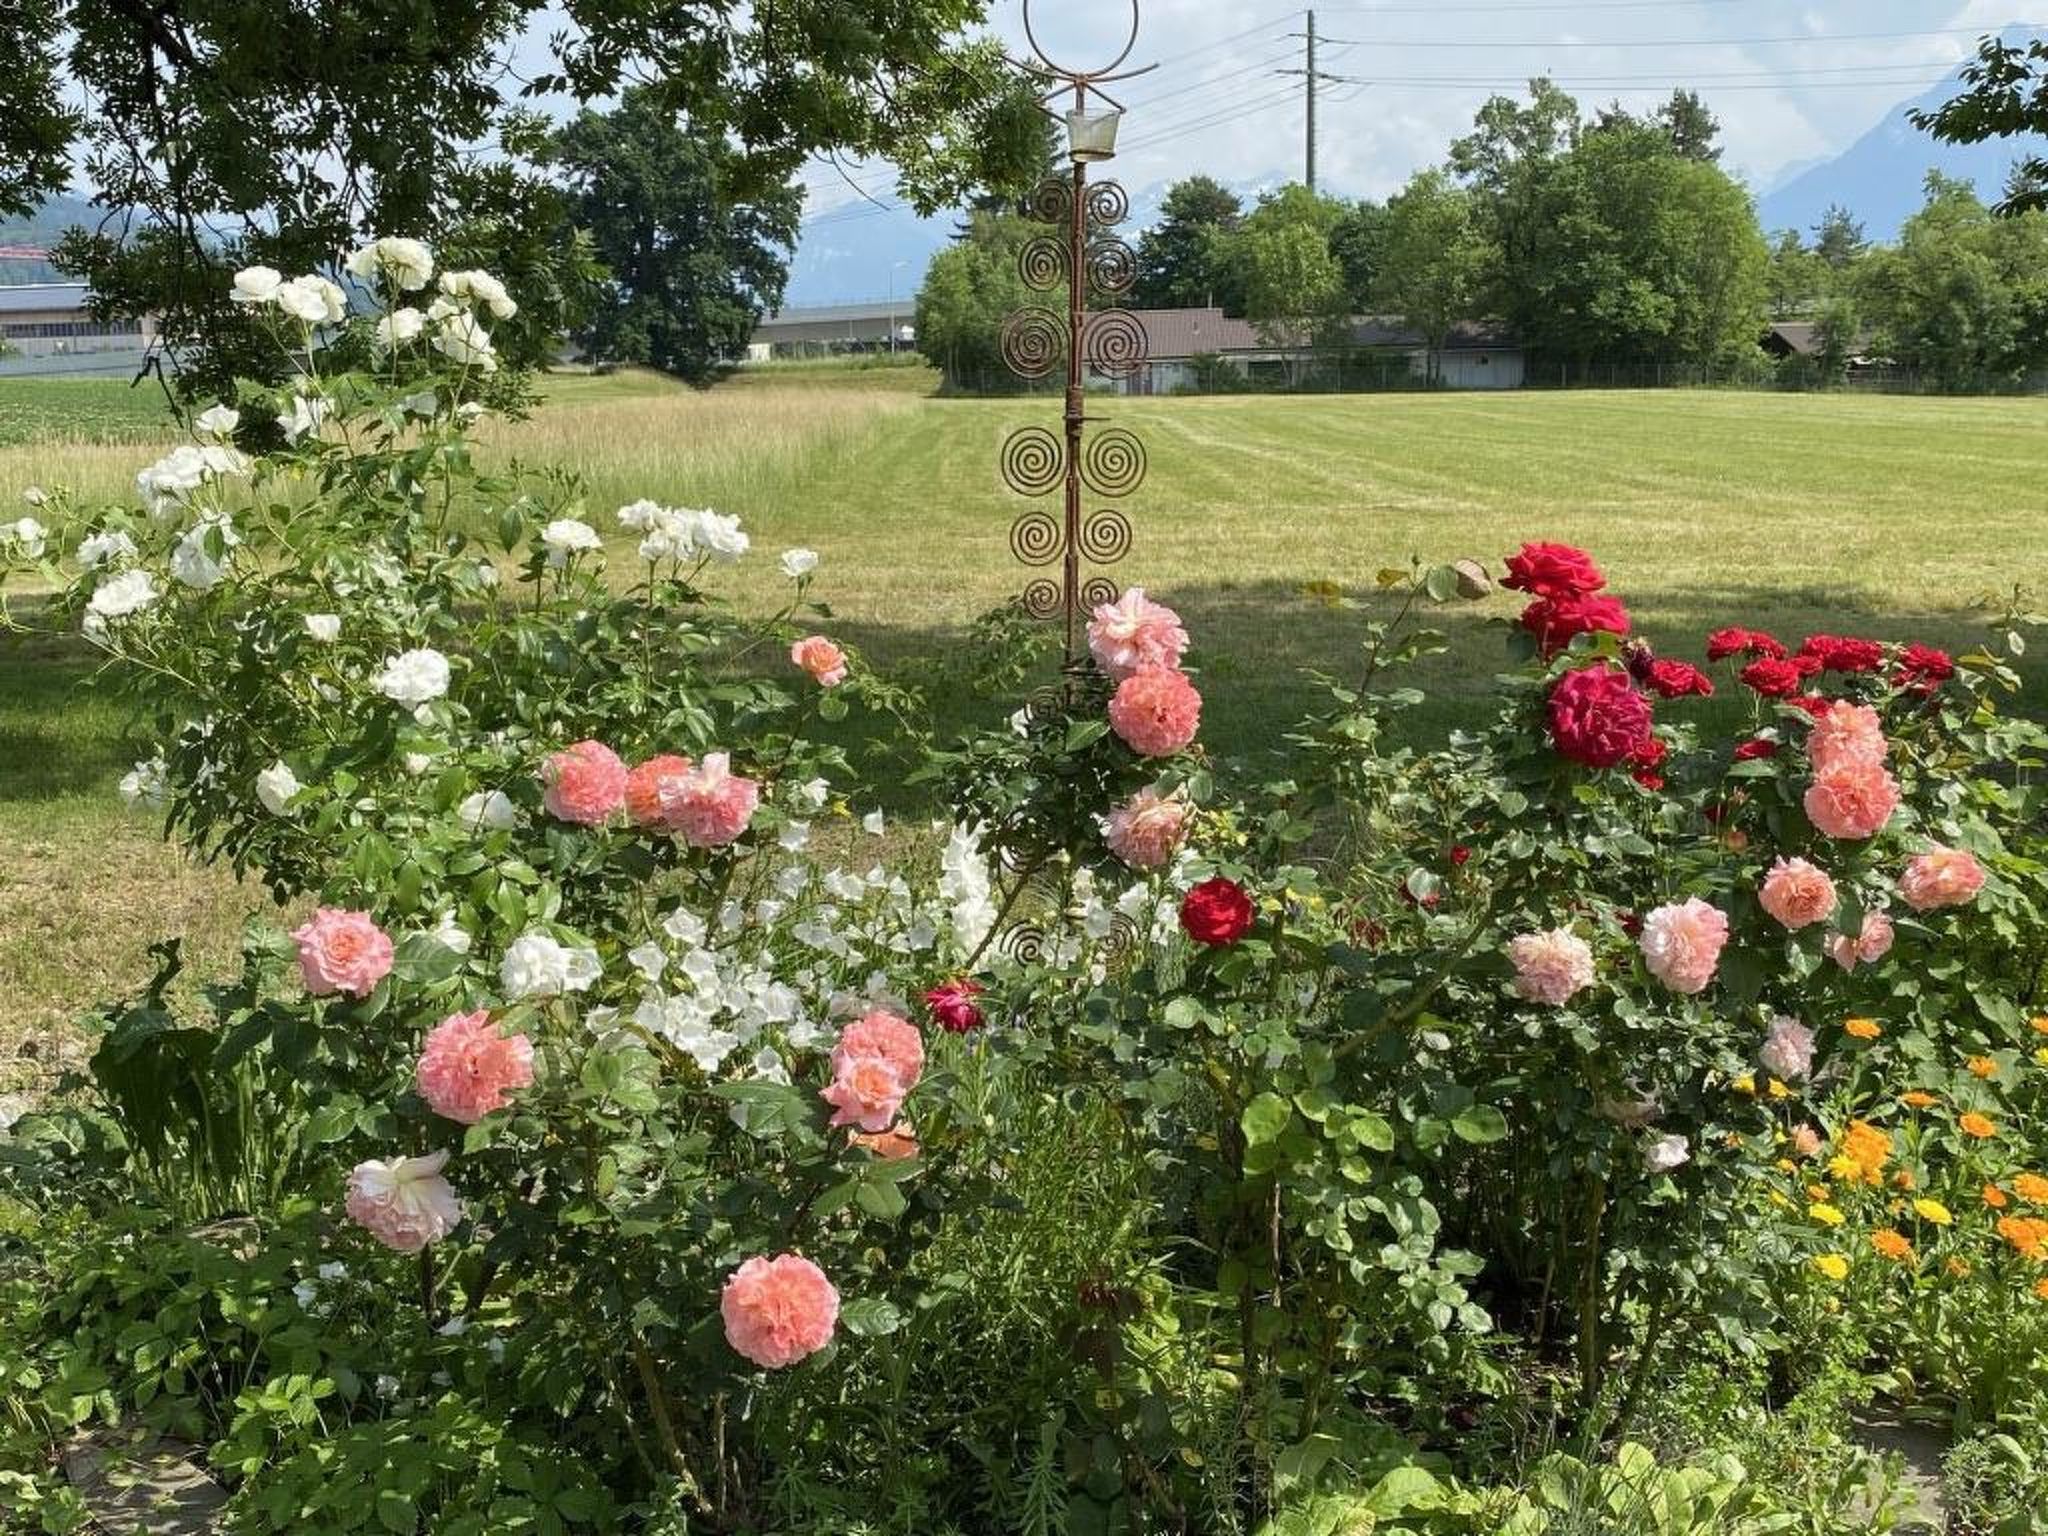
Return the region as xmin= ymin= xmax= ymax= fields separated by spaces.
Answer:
xmin=1280 ymin=9 xmax=1360 ymax=191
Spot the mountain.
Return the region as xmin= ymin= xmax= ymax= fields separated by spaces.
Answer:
xmin=1758 ymin=26 xmax=2048 ymax=240
xmin=0 ymin=191 xmax=98 ymax=283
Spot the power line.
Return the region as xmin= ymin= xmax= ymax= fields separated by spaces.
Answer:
xmin=1277 ymin=24 xmax=2045 ymax=48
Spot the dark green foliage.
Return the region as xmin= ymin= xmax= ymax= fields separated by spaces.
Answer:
xmin=1131 ymin=175 xmax=1246 ymax=312
xmin=1911 ymin=35 xmax=2048 ymax=216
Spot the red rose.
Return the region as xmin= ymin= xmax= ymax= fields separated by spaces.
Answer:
xmin=1643 ymin=658 xmax=1713 ymax=699
xmin=923 ymin=978 xmax=985 ymax=1034
xmin=1520 ymin=593 xmax=1631 ymax=656
xmin=1502 ymin=541 xmax=1605 ymax=600
xmin=1180 ymin=877 xmax=1254 ymax=947
xmin=1449 ymin=845 xmax=1472 ymax=867
xmin=1785 ymin=694 xmax=1832 ymax=719
xmin=1629 ymin=734 xmax=1669 ymax=790
xmin=1739 ymin=657 xmax=1808 ymax=698
xmin=1707 ymin=627 xmax=1787 ymax=662
xmin=1894 ymin=643 xmax=1953 ymax=693
xmin=1799 ymin=634 xmax=1884 ymax=673
xmin=1547 ymin=664 xmax=1654 ymax=768
xmin=1732 ymin=736 xmax=1779 ymax=762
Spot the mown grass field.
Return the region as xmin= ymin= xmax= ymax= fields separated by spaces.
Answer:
xmin=3 ymin=365 xmax=2044 ymax=1086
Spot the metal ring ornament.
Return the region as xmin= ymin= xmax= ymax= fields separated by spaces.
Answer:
xmin=1020 ymin=0 xmax=1141 ymax=78
xmin=1023 ymin=177 xmax=1073 ymax=225
xmin=1000 ymin=921 xmax=1052 ymax=966
xmin=1098 ymin=909 xmax=1142 ymax=968
xmin=1079 ymin=507 xmax=1133 ymax=565
xmin=1081 ymin=427 xmax=1147 ymax=497
xmin=1085 ymin=180 xmax=1130 ymax=228
xmin=1000 ymin=426 xmax=1064 ymax=497
xmin=1083 ymin=309 xmax=1147 ymax=378
xmin=1009 ymin=509 xmax=1062 ymax=567
xmin=1080 ymin=576 xmax=1121 ymax=610
xmin=1085 ymin=236 xmax=1137 ymax=296
xmin=1018 ymin=235 xmax=1068 ymax=292
xmin=1000 ymin=307 xmax=1064 ymax=379
xmin=1020 ymin=578 xmax=1063 ymax=620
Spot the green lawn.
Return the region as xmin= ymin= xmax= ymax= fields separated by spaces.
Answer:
xmin=3 ymin=369 xmax=2045 ymax=1074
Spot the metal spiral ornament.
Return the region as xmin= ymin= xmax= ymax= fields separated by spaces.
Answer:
xmin=1018 ymin=235 xmax=1069 ymax=292
xmin=1081 ymin=428 xmax=1146 ymax=497
xmin=1085 ymin=236 xmax=1138 ymax=297
xmin=1023 ymin=176 xmax=1074 ymax=225
xmin=1097 ymin=909 xmax=1143 ymax=969
xmin=1080 ymin=576 xmax=1120 ymax=611
xmin=1020 ymin=579 xmax=1063 ymax=620
xmin=999 ymin=427 xmax=1063 ymax=497
xmin=1085 ymin=180 xmax=1130 ymax=228
xmin=1000 ymin=307 xmax=1064 ymax=379
xmin=1009 ymin=509 xmax=1062 ymax=567
xmin=1000 ymin=921 xmax=1051 ymax=966
xmin=1083 ymin=309 xmax=1147 ymax=378
xmin=1079 ymin=507 xmax=1133 ymax=565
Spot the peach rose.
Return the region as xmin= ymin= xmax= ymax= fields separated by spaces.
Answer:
xmin=1639 ymin=897 xmax=1729 ymax=995
xmin=1824 ymin=910 xmax=1894 ymax=971
xmin=1804 ymin=757 xmax=1899 ymax=840
xmin=1087 ymin=588 xmax=1189 ymax=681
xmin=542 ymin=738 xmax=627 ymax=825
xmin=1899 ymin=846 xmax=1986 ymax=912
xmin=849 ymin=1123 xmax=920 ymax=1160
xmin=1759 ymin=1015 xmax=1815 ymax=1081
xmin=669 ymin=752 xmax=760 ymax=848
xmin=790 ymin=635 xmax=848 ymax=687
xmin=623 ymin=753 xmax=694 ymax=831
xmin=820 ymin=1010 xmax=925 ymax=1133
xmin=1807 ymin=701 xmax=1887 ymax=772
xmin=1107 ymin=668 xmax=1201 ymax=758
xmin=291 ymin=907 xmax=394 ymax=998
xmin=345 ymin=1149 xmax=463 ymax=1252
xmin=1506 ymin=927 xmax=1596 ymax=1005
xmin=415 ymin=1009 xmax=534 ymax=1124
xmin=1104 ymin=786 xmax=1192 ymax=869
xmin=1758 ymin=855 xmax=1838 ymax=930
xmin=720 ymin=1253 xmax=839 ymax=1369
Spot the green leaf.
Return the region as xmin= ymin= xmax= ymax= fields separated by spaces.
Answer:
xmin=838 ymin=1297 xmax=903 ymax=1337
xmin=855 ymin=1179 xmax=908 ymax=1221
xmin=1241 ymin=1093 xmax=1291 ymax=1147
xmin=1451 ymin=1105 xmax=1509 ymax=1145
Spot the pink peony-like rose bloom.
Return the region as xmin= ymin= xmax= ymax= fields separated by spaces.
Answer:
xmin=292 ymin=907 xmax=394 ymax=997
xmin=623 ymin=753 xmax=694 ymax=831
xmin=722 ymin=1253 xmax=839 ymax=1369
xmin=1899 ymin=845 xmax=1987 ymax=912
xmin=820 ymin=1009 xmax=926 ymax=1133
xmin=1759 ymin=1015 xmax=1816 ymax=1081
xmin=1758 ymin=856 xmax=1838 ymax=930
xmin=1507 ymin=927 xmax=1597 ymax=1005
xmin=1108 ymin=668 xmax=1202 ymax=757
xmin=1087 ymin=588 xmax=1189 ymax=680
xmin=415 ymin=1009 xmax=535 ymax=1124
xmin=790 ymin=635 xmax=848 ymax=687
xmin=832 ymin=1010 xmax=925 ymax=1084
xmin=1104 ymin=786 xmax=1192 ymax=868
xmin=345 ymin=1149 xmax=463 ymax=1252
xmin=1804 ymin=757 xmax=1900 ymax=840
xmin=1823 ymin=910 xmax=1895 ymax=971
xmin=542 ymin=739 xmax=628 ymax=825
xmin=1639 ymin=897 xmax=1729 ymax=995
xmin=669 ymin=751 xmax=760 ymax=848
xmin=1807 ymin=700 xmax=1887 ymax=772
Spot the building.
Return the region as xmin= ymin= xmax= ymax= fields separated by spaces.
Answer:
xmin=749 ymin=300 xmax=915 ymax=359
xmin=0 ymin=282 xmax=156 ymax=377
xmin=1350 ymin=317 xmax=1524 ymax=390
xmin=1088 ymin=307 xmax=1525 ymax=394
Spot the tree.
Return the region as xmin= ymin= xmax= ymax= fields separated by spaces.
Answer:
xmin=1450 ymin=79 xmax=1582 ymax=316
xmin=1655 ymin=90 xmax=1723 ymax=162
xmin=1 ymin=0 xmax=1044 ymax=400
xmin=1132 ymin=176 xmax=1244 ymax=311
xmin=1911 ymin=35 xmax=2048 ymax=215
xmin=914 ymin=212 xmax=1064 ymax=393
xmin=1813 ymin=205 xmax=1869 ymax=269
xmin=1237 ymin=222 xmax=1346 ymax=384
xmin=551 ymin=92 xmax=800 ymax=383
xmin=1373 ymin=171 xmax=1493 ymax=382
xmin=1766 ymin=230 xmax=1824 ymax=317
xmin=1329 ymin=199 xmax=1391 ymax=313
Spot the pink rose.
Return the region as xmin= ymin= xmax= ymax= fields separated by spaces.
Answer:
xmin=1806 ymin=701 xmax=1887 ymax=772
xmin=1104 ymin=786 xmax=1192 ymax=869
xmin=415 ymin=1009 xmax=535 ymax=1124
xmin=1824 ymin=910 xmax=1895 ymax=971
xmin=291 ymin=907 xmax=394 ymax=998
xmin=1639 ymin=897 xmax=1729 ymax=995
xmin=721 ymin=1253 xmax=839 ymax=1369
xmin=790 ymin=635 xmax=848 ymax=688
xmin=1804 ymin=757 xmax=1900 ymax=840
xmin=820 ymin=1009 xmax=925 ymax=1133
xmin=542 ymin=739 xmax=627 ymax=825
xmin=1507 ymin=927 xmax=1596 ymax=1005
xmin=1107 ymin=668 xmax=1202 ymax=758
xmin=1759 ymin=1015 xmax=1815 ymax=1081
xmin=1899 ymin=845 xmax=1986 ymax=912
xmin=623 ymin=753 xmax=694 ymax=831
xmin=832 ymin=1009 xmax=925 ymax=1084
xmin=670 ymin=752 xmax=760 ymax=848
xmin=1790 ymin=1124 xmax=1824 ymax=1159
xmin=345 ymin=1149 xmax=464 ymax=1253
xmin=1087 ymin=587 xmax=1189 ymax=681
xmin=1758 ymin=856 xmax=1838 ymax=930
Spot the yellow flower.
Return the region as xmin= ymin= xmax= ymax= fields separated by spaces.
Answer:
xmin=1774 ymin=1158 xmax=1798 ymax=1174
xmin=1959 ymin=1112 xmax=1998 ymax=1140
xmin=2035 ymin=1048 xmax=2048 ymax=1067
xmin=1767 ymin=1078 xmax=1792 ymax=1100
xmin=1844 ymin=1017 xmax=1882 ymax=1040
xmin=2013 ymin=1173 xmax=2048 ymax=1205
xmin=1967 ymin=1056 xmax=1999 ymax=1080
xmin=1901 ymin=1091 xmax=1939 ymax=1110
xmin=1811 ymin=1253 xmax=1850 ymax=1281
xmin=1807 ymin=1183 xmax=1833 ymax=1202
xmin=1871 ymin=1228 xmax=1915 ymax=1264
xmin=1946 ymin=1257 xmax=1972 ymax=1278
xmin=2031 ymin=1016 xmax=2048 ymax=1036
xmin=1768 ymin=1190 xmax=1793 ymax=1210
xmin=1732 ymin=1074 xmax=1757 ymax=1096
xmin=1912 ymin=1198 xmax=1953 ymax=1226
xmin=1810 ymin=1202 xmax=1846 ymax=1227
xmin=1826 ymin=1155 xmax=1861 ymax=1183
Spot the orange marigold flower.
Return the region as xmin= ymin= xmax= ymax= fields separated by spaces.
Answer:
xmin=2035 ymin=1278 xmax=2048 ymax=1302
xmin=1967 ymin=1056 xmax=1999 ymax=1079
xmin=1838 ymin=1120 xmax=1892 ymax=1184
xmin=1893 ymin=1169 xmax=1917 ymax=1191
xmin=1997 ymin=1215 xmax=2048 ymax=1260
xmin=1844 ymin=1017 xmax=1882 ymax=1040
xmin=1946 ymin=1257 xmax=1972 ymax=1278
xmin=1984 ymin=1183 xmax=2010 ymax=1210
xmin=1901 ymin=1091 xmax=1938 ymax=1110
xmin=1959 ymin=1112 xmax=1997 ymax=1140
xmin=2032 ymin=1016 xmax=2048 ymax=1035
xmin=2013 ymin=1173 xmax=2048 ymax=1205
xmin=1871 ymin=1228 xmax=1915 ymax=1263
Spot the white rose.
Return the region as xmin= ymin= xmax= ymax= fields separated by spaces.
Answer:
xmin=440 ymin=268 xmax=517 ymax=319
xmin=275 ymin=275 xmax=341 ymax=324
xmin=22 ymin=485 xmax=47 ymax=507
xmin=778 ymin=548 xmax=819 ymax=579
xmin=403 ymin=752 xmax=434 ymax=776
xmin=373 ymin=647 xmax=451 ymax=707
xmin=457 ymin=788 xmax=517 ymax=831
xmin=500 ymin=933 xmax=601 ymax=1000
xmin=76 ymin=530 xmax=137 ymax=569
xmin=345 ymin=237 xmax=434 ymax=292
xmin=636 ymin=506 xmax=697 ymax=563
xmin=276 ymin=394 xmax=328 ymax=444
xmin=790 ymin=776 xmax=830 ymax=813
xmin=540 ymin=518 xmax=602 ymax=567
xmin=399 ymin=389 xmax=440 ymax=417
xmin=373 ymin=308 xmax=425 ymax=352
xmin=455 ymin=401 xmax=486 ymax=422
xmin=88 ymin=568 xmax=160 ymax=620
xmin=230 ymin=265 xmax=284 ymax=305
xmin=431 ymin=312 xmax=498 ymax=373
xmin=692 ymin=510 xmax=748 ymax=562
xmin=303 ymin=613 xmax=341 ymax=642
xmin=192 ymin=404 xmax=239 ymax=440
xmin=136 ymin=443 xmax=250 ymax=518
xmin=616 ymin=499 xmax=663 ymax=531
xmin=4 ymin=517 xmax=46 ymax=559
xmin=171 ymin=516 xmax=238 ymax=590
xmin=255 ymin=760 xmax=301 ymax=815
xmin=1643 ymin=1133 xmax=1691 ymax=1174
xmin=118 ymin=757 xmax=167 ymax=810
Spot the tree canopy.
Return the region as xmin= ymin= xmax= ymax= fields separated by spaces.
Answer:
xmin=1911 ymin=35 xmax=2048 ymax=215
xmin=1131 ymin=175 xmax=1244 ymax=311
